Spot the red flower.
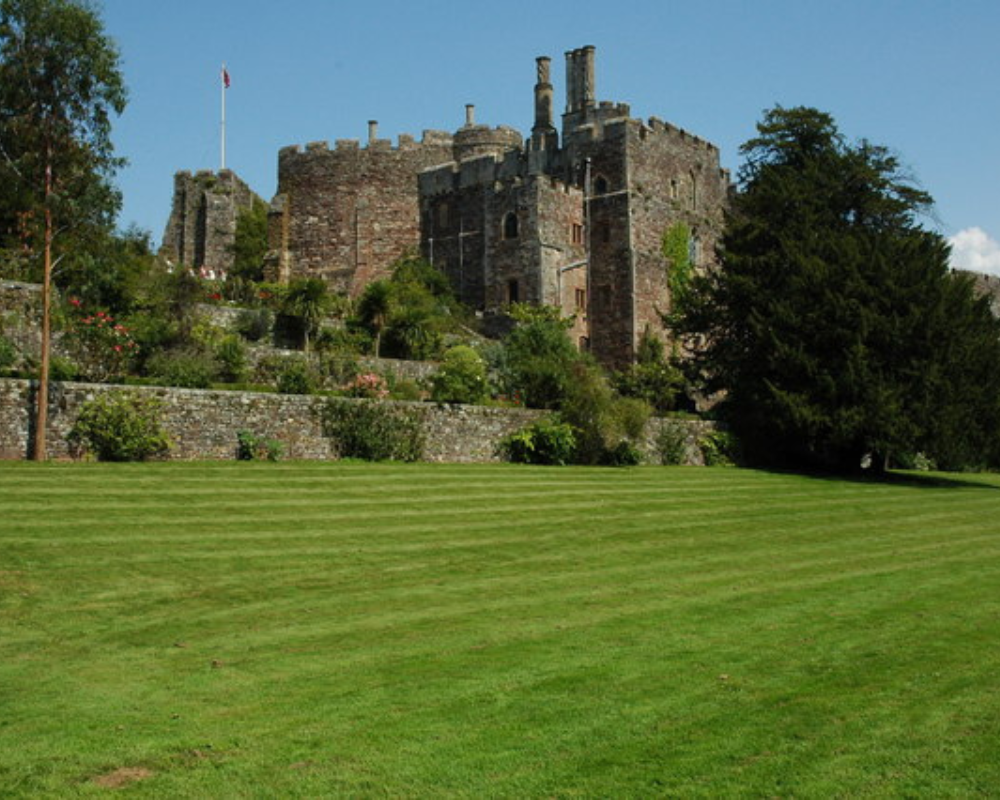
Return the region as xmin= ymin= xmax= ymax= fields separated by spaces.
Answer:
xmin=69 ymin=297 xmax=81 ymax=307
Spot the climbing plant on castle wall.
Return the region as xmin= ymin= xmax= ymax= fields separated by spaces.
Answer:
xmin=661 ymin=222 xmax=693 ymax=320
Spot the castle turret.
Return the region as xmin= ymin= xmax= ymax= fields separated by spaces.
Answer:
xmin=452 ymin=105 xmax=523 ymax=161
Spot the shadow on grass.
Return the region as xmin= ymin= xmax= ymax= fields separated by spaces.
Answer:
xmin=754 ymin=466 xmax=1000 ymax=492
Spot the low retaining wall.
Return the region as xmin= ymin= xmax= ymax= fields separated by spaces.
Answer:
xmin=0 ymin=378 xmax=714 ymax=464
xmin=0 ymin=379 xmax=543 ymax=462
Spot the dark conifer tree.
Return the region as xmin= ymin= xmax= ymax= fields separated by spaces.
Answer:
xmin=680 ymin=107 xmax=1000 ymax=472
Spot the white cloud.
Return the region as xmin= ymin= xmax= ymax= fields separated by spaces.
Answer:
xmin=949 ymin=227 xmax=1000 ymax=276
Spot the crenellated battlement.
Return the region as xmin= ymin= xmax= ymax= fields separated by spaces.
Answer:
xmin=279 ymin=129 xmax=455 ymax=161
xmin=643 ymin=116 xmax=719 ymax=152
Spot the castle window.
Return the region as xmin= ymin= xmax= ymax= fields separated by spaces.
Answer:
xmin=503 ymin=211 xmax=519 ymax=240
xmin=571 ymin=223 xmax=584 ymax=244
xmin=507 ymin=279 xmax=520 ymax=304
xmin=688 ymin=234 xmax=701 ymax=266
xmin=690 ymin=172 xmax=698 ymax=210
xmin=670 ymin=179 xmax=679 ymax=201
xmin=575 ymin=287 xmax=587 ymax=312
xmin=437 ymin=202 xmax=449 ymax=230
xmin=593 ymin=175 xmax=609 ymax=195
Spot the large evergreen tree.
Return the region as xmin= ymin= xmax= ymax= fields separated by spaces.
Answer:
xmin=680 ymin=106 xmax=1000 ymax=472
xmin=0 ymin=0 xmax=126 ymax=458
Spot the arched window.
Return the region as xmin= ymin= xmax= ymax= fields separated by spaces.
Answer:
xmin=503 ymin=211 xmax=519 ymax=240
xmin=593 ymin=175 xmax=609 ymax=195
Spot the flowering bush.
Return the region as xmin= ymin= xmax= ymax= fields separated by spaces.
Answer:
xmin=63 ymin=299 xmax=138 ymax=382
xmin=344 ymin=372 xmax=390 ymax=400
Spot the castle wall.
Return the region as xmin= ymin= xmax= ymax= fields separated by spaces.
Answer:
xmin=161 ymin=170 xmax=260 ymax=276
xmin=271 ymin=132 xmax=453 ymax=295
xmin=624 ymin=117 xmax=730 ymax=356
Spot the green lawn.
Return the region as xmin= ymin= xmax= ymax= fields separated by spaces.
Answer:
xmin=1 ymin=462 xmax=999 ymax=797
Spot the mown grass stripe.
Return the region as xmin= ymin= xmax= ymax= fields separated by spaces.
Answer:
xmin=1 ymin=462 xmax=998 ymax=797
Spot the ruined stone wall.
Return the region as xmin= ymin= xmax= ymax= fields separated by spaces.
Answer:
xmin=0 ymin=377 xmax=714 ymax=464
xmin=271 ymin=132 xmax=454 ymax=295
xmin=161 ymin=170 xmax=261 ymax=275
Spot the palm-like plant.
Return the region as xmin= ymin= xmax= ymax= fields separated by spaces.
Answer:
xmin=282 ymin=278 xmax=330 ymax=354
xmin=356 ymin=280 xmax=394 ymax=358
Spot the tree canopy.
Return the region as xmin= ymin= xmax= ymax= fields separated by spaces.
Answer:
xmin=1 ymin=0 xmax=126 ymax=458
xmin=680 ymin=106 xmax=1000 ymax=472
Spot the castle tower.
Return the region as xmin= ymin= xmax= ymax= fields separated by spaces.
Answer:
xmin=160 ymin=169 xmax=261 ymax=278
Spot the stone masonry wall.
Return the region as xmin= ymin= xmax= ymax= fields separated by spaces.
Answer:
xmin=270 ymin=133 xmax=454 ymax=295
xmin=0 ymin=378 xmax=714 ymax=464
xmin=0 ymin=379 xmax=540 ymax=462
xmin=0 ymin=281 xmax=41 ymax=360
xmin=626 ymin=118 xmax=730 ymax=355
xmin=161 ymin=170 xmax=261 ymax=275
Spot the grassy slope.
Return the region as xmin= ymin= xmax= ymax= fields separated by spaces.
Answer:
xmin=1 ymin=462 xmax=998 ymax=797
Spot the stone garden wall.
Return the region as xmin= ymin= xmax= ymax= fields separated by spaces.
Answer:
xmin=0 ymin=378 xmax=713 ymax=464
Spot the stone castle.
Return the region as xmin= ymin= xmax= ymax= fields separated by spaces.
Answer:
xmin=163 ymin=46 xmax=731 ymax=366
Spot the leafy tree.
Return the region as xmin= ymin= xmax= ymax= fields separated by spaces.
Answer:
xmin=0 ymin=0 xmax=126 ymax=458
xmin=680 ymin=106 xmax=1000 ymax=472
xmin=498 ymin=306 xmax=581 ymax=409
xmin=230 ymin=197 xmax=269 ymax=282
xmin=355 ymin=256 xmax=462 ymax=360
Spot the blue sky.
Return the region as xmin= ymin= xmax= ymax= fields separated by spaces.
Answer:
xmin=101 ymin=0 xmax=1000 ymax=274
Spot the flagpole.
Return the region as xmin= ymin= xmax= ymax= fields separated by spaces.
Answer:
xmin=220 ymin=63 xmax=227 ymax=171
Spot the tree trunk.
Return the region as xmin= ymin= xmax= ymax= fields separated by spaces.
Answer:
xmin=32 ymin=160 xmax=53 ymax=461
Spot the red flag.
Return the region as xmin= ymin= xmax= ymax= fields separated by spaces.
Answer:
xmin=222 ymin=66 xmax=230 ymax=89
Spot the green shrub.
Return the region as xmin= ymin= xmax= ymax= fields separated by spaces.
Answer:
xmin=315 ymin=325 xmax=371 ymax=355
xmin=68 ymin=392 xmax=171 ymax=462
xmin=501 ymin=417 xmax=578 ymax=466
xmin=656 ymin=421 xmax=690 ymax=465
xmin=431 ymin=345 xmax=488 ymax=405
xmin=276 ymin=358 xmax=317 ymax=395
xmin=321 ymin=398 xmax=425 ymax=462
xmin=699 ymin=428 xmax=739 ymax=467
xmin=388 ymin=378 xmax=424 ymax=402
xmin=214 ymin=335 xmax=249 ymax=383
xmin=560 ymin=362 xmax=651 ymax=465
xmin=601 ymin=440 xmax=643 ymax=466
xmin=49 ymin=356 xmax=79 ymax=382
xmin=0 ymin=333 xmax=18 ymax=373
xmin=234 ymin=307 xmax=273 ymax=342
xmin=146 ymin=349 xmax=215 ymax=389
xmin=317 ymin=352 xmax=360 ymax=386
xmin=236 ymin=430 xmax=283 ymax=461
